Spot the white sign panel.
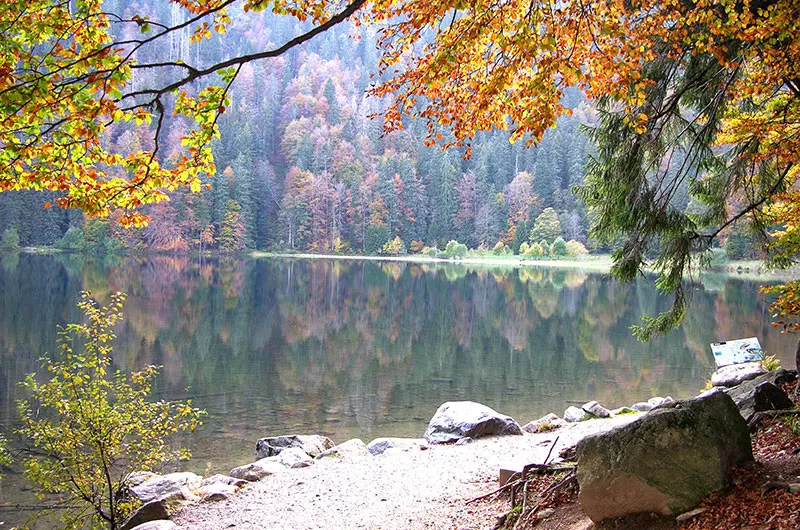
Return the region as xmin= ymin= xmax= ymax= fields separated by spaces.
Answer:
xmin=710 ymin=337 xmax=763 ymax=367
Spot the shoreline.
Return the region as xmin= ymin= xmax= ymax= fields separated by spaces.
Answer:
xmin=5 ymin=247 xmax=797 ymax=280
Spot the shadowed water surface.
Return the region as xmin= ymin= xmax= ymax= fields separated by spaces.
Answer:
xmin=0 ymin=253 xmax=794 ymax=524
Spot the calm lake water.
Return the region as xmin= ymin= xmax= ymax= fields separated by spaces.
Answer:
xmin=0 ymin=253 xmax=794 ymax=522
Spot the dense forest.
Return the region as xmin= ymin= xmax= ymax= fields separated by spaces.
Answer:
xmin=0 ymin=1 xmax=756 ymax=259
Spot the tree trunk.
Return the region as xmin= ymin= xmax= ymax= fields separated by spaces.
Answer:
xmin=795 ymin=338 xmax=800 ymax=400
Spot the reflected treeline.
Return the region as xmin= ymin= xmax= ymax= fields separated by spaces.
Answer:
xmin=0 ymin=254 xmax=794 ymax=476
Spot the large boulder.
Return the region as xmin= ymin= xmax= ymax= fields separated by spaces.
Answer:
xmin=130 ymin=472 xmax=202 ymax=504
xmin=576 ymin=391 xmax=752 ymax=523
xmin=711 ymin=362 xmax=767 ymax=387
xmin=722 ymin=369 xmax=796 ymax=422
xmin=119 ymin=501 xmax=170 ymax=530
xmin=255 ymin=434 xmax=335 ymax=460
xmin=424 ymin=401 xmax=522 ymax=443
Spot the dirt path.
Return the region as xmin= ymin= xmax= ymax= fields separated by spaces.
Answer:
xmin=173 ymin=416 xmax=640 ymax=530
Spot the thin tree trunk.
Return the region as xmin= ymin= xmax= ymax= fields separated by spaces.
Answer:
xmin=795 ymin=338 xmax=799 ymax=400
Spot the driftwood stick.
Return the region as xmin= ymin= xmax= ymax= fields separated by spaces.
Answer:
xmin=512 ymin=479 xmax=529 ymax=530
xmin=544 ymin=436 xmax=559 ymax=465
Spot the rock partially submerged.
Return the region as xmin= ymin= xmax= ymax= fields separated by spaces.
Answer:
xmin=424 ymin=401 xmax=522 ymax=444
xmin=576 ymin=391 xmax=752 ymax=523
xmin=255 ymin=434 xmax=335 ymax=459
xmin=711 ymin=361 xmax=767 ymax=387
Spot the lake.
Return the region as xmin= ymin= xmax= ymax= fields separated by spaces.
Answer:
xmin=0 ymin=253 xmax=794 ymax=523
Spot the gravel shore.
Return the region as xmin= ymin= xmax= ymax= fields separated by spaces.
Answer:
xmin=172 ymin=415 xmax=640 ymax=530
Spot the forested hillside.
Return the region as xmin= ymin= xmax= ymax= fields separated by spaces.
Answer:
xmin=0 ymin=2 xmax=650 ymax=256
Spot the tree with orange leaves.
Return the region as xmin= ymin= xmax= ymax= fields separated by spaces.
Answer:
xmin=0 ymin=0 xmax=365 ymax=226
xmin=2 ymin=0 xmax=800 ymax=344
xmin=366 ymin=0 xmax=799 ymax=340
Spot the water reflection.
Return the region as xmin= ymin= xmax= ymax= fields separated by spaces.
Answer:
xmin=0 ymin=254 xmax=794 ymax=496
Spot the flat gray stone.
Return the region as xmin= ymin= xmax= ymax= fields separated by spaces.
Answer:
xmin=522 ymin=413 xmax=567 ymax=433
xmin=275 ymin=447 xmax=313 ymax=467
xmin=711 ymin=362 xmax=767 ymax=387
xmin=366 ymin=437 xmax=427 ymax=456
xmin=230 ymin=458 xmax=286 ymax=481
xmin=199 ymin=481 xmax=238 ymax=502
xmin=315 ymin=438 xmax=371 ymax=460
xmin=582 ymin=401 xmax=611 ymax=418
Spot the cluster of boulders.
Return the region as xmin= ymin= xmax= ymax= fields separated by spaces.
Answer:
xmin=120 ymin=471 xmax=247 ymax=530
xmin=119 ymin=431 xmax=436 ymax=529
xmin=522 ymin=396 xmax=673 ymax=432
xmin=120 ymin=363 xmax=797 ymax=529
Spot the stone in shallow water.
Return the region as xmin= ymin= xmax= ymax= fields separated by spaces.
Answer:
xmin=255 ymin=434 xmax=335 ymax=460
xmin=423 ymin=401 xmax=523 ymax=443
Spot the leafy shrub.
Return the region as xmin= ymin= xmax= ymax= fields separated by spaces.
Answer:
xmin=55 ymin=226 xmax=87 ymax=250
xmin=565 ymin=239 xmax=589 ymax=257
xmin=0 ymin=228 xmax=20 ymax=250
xmin=551 ymin=237 xmax=568 ymax=257
xmin=761 ymin=354 xmax=781 ymax=371
xmin=409 ymin=240 xmax=425 ymax=253
xmin=492 ymin=241 xmax=506 ymax=255
xmin=17 ymin=292 xmax=204 ymax=530
xmin=526 ymin=242 xmax=544 ymax=257
xmin=381 ymin=236 xmax=406 ymax=255
xmin=424 ymin=246 xmax=440 ymax=258
xmin=519 ymin=242 xmax=530 ymax=255
xmin=444 ymin=240 xmax=468 ymax=258
xmin=539 ymin=239 xmax=550 ymax=256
